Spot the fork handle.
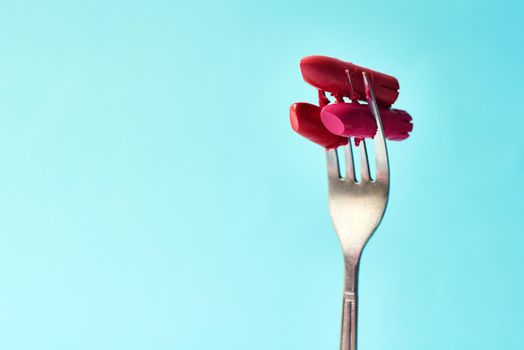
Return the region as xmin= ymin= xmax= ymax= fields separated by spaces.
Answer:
xmin=340 ymin=291 xmax=358 ymax=350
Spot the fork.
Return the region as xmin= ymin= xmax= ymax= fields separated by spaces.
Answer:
xmin=326 ymin=72 xmax=390 ymax=350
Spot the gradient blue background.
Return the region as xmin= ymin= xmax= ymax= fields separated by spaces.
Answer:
xmin=0 ymin=0 xmax=523 ymax=349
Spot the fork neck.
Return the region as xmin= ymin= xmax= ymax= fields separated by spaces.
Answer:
xmin=343 ymin=256 xmax=361 ymax=294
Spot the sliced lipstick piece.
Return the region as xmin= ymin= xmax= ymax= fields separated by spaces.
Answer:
xmin=321 ymin=103 xmax=413 ymax=141
xmin=290 ymin=102 xmax=348 ymax=149
xmin=300 ymin=55 xmax=400 ymax=107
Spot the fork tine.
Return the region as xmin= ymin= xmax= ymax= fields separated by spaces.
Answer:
xmin=358 ymin=141 xmax=370 ymax=182
xmin=362 ymin=72 xmax=389 ymax=181
xmin=326 ymin=148 xmax=340 ymax=179
xmin=343 ymin=143 xmax=355 ymax=181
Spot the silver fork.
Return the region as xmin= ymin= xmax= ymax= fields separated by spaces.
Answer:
xmin=326 ymin=72 xmax=390 ymax=350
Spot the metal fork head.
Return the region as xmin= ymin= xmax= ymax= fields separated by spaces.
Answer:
xmin=326 ymin=72 xmax=390 ymax=269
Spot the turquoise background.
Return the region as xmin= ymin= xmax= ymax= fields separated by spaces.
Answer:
xmin=0 ymin=0 xmax=523 ymax=349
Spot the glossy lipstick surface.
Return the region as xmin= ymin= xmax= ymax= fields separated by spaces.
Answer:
xmin=300 ymin=55 xmax=400 ymax=107
xmin=290 ymin=102 xmax=348 ymax=149
xmin=321 ymin=103 xmax=413 ymax=141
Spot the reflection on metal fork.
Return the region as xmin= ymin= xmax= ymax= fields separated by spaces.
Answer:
xmin=326 ymin=72 xmax=390 ymax=350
